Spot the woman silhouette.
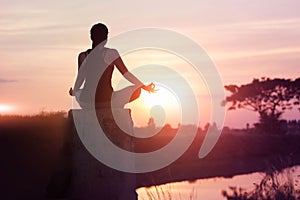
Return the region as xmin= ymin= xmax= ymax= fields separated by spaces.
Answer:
xmin=68 ymin=23 xmax=154 ymax=200
xmin=69 ymin=23 xmax=155 ymax=107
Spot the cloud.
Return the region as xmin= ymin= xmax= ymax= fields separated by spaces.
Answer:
xmin=0 ymin=79 xmax=18 ymax=83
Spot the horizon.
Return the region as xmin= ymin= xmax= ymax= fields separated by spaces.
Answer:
xmin=0 ymin=109 xmax=299 ymax=131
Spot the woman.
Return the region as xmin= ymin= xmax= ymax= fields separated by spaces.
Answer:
xmin=69 ymin=22 xmax=158 ymax=155
xmin=69 ymin=23 xmax=155 ymax=107
xmin=68 ymin=23 xmax=154 ymax=199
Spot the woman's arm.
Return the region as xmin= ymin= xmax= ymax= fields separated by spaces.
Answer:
xmin=110 ymin=49 xmax=156 ymax=93
xmin=69 ymin=52 xmax=86 ymax=96
xmin=114 ymin=57 xmax=144 ymax=86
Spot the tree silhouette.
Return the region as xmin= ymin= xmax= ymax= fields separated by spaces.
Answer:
xmin=223 ymin=77 xmax=300 ymax=134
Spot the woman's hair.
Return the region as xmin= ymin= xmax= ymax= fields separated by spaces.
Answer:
xmin=90 ymin=23 xmax=108 ymax=44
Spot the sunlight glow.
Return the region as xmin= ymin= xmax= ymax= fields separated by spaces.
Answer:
xmin=0 ymin=104 xmax=13 ymax=114
xmin=142 ymin=85 xmax=179 ymax=109
xmin=134 ymin=85 xmax=181 ymax=127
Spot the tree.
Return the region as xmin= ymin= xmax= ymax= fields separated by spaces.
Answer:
xmin=223 ymin=77 xmax=300 ymax=134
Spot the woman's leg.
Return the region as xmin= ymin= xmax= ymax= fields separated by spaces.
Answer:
xmin=112 ymin=86 xmax=142 ymax=108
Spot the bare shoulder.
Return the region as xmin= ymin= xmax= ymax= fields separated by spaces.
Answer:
xmin=78 ymin=51 xmax=87 ymax=59
xmin=104 ymin=48 xmax=120 ymax=64
xmin=105 ymin=48 xmax=119 ymax=56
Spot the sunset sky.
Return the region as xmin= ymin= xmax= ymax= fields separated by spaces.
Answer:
xmin=1 ymin=0 xmax=300 ymax=128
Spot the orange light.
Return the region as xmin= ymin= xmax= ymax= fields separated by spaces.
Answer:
xmin=142 ymin=86 xmax=179 ymax=108
xmin=0 ymin=104 xmax=13 ymax=114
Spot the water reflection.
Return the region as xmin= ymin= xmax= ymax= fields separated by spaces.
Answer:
xmin=137 ymin=166 xmax=300 ymax=200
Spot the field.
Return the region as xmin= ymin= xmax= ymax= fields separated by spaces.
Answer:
xmin=1 ymin=112 xmax=300 ymax=199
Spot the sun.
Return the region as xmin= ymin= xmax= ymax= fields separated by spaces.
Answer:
xmin=135 ymin=85 xmax=181 ymax=126
xmin=0 ymin=104 xmax=13 ymax=114
xmin=142 ymin=85 xmax=179 ymax=108
xmin=124 ymin=84 xmax=182 ymax=127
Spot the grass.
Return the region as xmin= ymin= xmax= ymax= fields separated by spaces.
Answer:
xmin=140 ymin=182 xmax=197 ymax=200
xmin=222 ymin=167 xmax=300 ymax=200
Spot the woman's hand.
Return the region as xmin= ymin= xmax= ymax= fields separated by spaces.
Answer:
xmin=69 ymin=87 xmax=74 ymax=96
xmin=142 ymin=83 xmax=157 ymax=93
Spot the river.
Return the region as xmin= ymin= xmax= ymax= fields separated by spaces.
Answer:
xmin=137 ymin=166 xmax=300 ymax=200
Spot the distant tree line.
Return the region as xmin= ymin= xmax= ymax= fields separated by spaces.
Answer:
xmin=223 ymin=77 xmax=300 ymax=134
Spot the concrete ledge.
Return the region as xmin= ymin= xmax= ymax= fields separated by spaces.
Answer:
xmin=48 ymin=109 xmax=137 ymax=200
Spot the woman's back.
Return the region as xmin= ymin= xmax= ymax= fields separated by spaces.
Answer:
xmin=79 ymin=47 xmax=115 ymax=104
